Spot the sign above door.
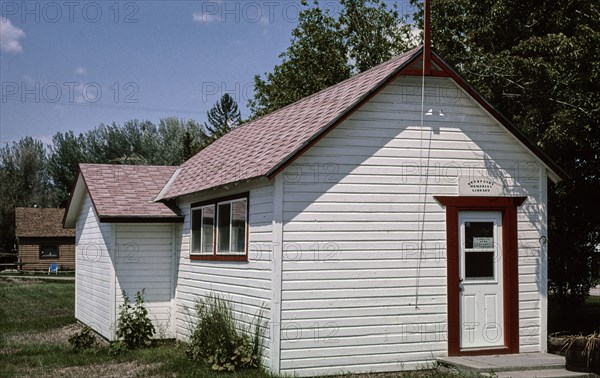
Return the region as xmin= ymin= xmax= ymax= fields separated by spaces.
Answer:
xmin=459 ymin=177 xmax=504 ymax=196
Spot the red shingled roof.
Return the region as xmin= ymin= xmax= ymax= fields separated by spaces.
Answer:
xmin=15 ymin=208 xmax=75 ymax=238
xmin=159 ymin=48 xmax=421 ymax=199
xmin=79 ymin=164 xmax=182 ymax=221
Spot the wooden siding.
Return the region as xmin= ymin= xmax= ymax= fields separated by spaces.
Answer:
xmin=174 ymin=183 xmax=274 ymax=367
xmin=114 ymin=224 xmax=175 ymax=338
xmin=75 ymin=193 xmax=114 ymax=340
xmin=279 ymin=75 xmax=545 ymax=376
xmin=18 ymin=237 xmax=75 ymax=270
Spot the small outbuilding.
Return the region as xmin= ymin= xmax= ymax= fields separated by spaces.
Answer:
xmin=15 ymin=207 xmax=75 ymax=271
xmin=64 ymin=45 xmax=567 ymax=376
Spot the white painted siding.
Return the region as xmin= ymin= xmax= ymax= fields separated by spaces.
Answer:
xmin=174 ymin=183 xmax=274 ymax=368
xmin=75 ymin=193 xmax=114 ymax=339
xmin=279 ymin=75 xmax=546 ymax=376
xmin=114 ymin=224 xmax=175 ymax=339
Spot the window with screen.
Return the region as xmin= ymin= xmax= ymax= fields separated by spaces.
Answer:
xmin=190 ymin=193 xmax=248 ymax=260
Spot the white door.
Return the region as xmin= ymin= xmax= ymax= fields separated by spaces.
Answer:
xmin=459 ymin=211 xmax=504 ymax=350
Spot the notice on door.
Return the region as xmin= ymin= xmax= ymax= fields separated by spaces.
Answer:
xmin=473 ymin=237 xmax=494 ymax=249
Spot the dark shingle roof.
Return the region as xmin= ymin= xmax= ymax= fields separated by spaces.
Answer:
xmin=160 ymin=48 xmax=421 ymax=199
xmin=15 ymin=208 xmax=75 ymax=238
xmin=79 ymin=164 xmax=181 ymax=220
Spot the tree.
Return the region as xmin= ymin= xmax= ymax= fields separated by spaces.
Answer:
xmin=411 ymin=0 xmax=600 ymax=307
xmin=155 ymin=118 xmax=206 ymax=165
xmin=249 ymin=0 xmax=415 ymax=118
xmin=203 ymin=94 xmax=242 ymax=143
xmin=249 ymin=0 xmax=350 ymax=118
xmin=339 ymin=0 xmax=414 ymax=72
xmin=48 ymin=131 xmax=88 ymax=207
xmin=0 ymin=137 xmax=52 ymax=256
xmin=48 ymin=118 xmax=207 ymax=207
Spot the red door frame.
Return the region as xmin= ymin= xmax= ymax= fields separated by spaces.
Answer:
xmin=435 ymin=196 xmax=526 ymax=356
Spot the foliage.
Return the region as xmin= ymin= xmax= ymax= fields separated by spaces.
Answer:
xmin=68 ymin=326 xmax=97 ymax=351
xmin=186 ymin=292 xmax=264 ymax=372
xmin=108 ymin=340 xmax=128 ymax=355
xmin=249 ymin=0 xmax=350 ymax=118
xmin=48 ymin=117 xmax=207 ymax=207
xmin=563 ymin=333 xmax=600 ymax=373
xmin=203 ymin=94 xmax=242 ymax=145
xmin=410 ymin=0 xmax=600 ymax=308
xmin=0 ymin=137 xmax=52 ymax=257
xmin=338 ymin=0 xmax=414 ymax=73
xmin=250 ymin=0 xmax=415 ymax=118
xmin=115 ymin=289 xmax=155 ymax=349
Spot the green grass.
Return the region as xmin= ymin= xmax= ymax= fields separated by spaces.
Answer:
xmin=0 ymin=278 xmax=75 ymax=336
xmin=548 ymin=295 xmax=600 ymax=335
xmin=0 ymin=277 xmax=474 ymax=377
xmin=0 ymin=278 xmax=277 ymax=377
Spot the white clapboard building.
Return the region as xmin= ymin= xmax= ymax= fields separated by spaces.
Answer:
xmin=63 ymin=45 xmax=566 ymax=376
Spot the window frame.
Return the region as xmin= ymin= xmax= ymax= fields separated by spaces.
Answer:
xmin=190 ymin=192 xmax=249 ymax=262
xmin=39 ymin=245 xmax=59 ymax=259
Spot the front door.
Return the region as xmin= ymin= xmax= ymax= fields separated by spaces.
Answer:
xmin=458 ymin=211 xmax=504 ymax=350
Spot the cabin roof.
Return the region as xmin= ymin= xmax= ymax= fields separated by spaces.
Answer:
xmin=16 ymin=207 xmax=75 ymax=238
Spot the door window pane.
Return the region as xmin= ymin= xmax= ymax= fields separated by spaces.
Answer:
xmin=465 ymin=221 xmax=495 ymax=279
xmin=465 ymin=251 xmax=495 ymax=279
xmin=465 ymin=221 xmax=494 ymax=249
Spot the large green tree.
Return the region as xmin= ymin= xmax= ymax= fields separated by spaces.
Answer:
xmin=339 ymin=0 xmax=414 ymax=72
xmin=0 ymin=137 xmax=52 ymax=255
xmin=249 ymin=0 xmax=350 ymax=118
xmin=411 ymin=0 xmax=600 ymax=306
xmin=250 ymin=0 xmax=414 ymax=118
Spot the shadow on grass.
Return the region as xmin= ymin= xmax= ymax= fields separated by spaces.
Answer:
xmin=548 ymin=295 xmax=600 ymax=335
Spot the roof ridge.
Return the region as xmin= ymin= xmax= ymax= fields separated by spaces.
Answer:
xmin=182 ymin=47 xmax=422 ymax=169
xmin=80 ymin=163 xmax=179 ymax=169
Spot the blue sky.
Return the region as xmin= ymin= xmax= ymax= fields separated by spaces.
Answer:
xmin=1 ymin=1 xmax=416 ymax=146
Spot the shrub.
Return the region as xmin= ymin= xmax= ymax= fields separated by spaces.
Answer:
xmin=186 ymin=292 xmax=264 ymax=372
xmin=108 ymin=341 xmax=128 ymax=355
xmin=68 ymin=326 xmax=97 ymax=350
xmin=115 ymin=289 xmax=155 ymax=349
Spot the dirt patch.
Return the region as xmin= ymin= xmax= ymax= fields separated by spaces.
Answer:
xmin=0 ymin=277 xmax=45 ymax=285
xmin=333 ymin=366 xmax=462 ymax=377
xmin=8 ymin=323 xmax=83 ymax=345
xmin=28 ymin=361 xmax=162 ymax=378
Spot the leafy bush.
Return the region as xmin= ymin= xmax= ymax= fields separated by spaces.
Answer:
xmin=68 ymin=326 xmax=97 ymax=350
xmin=186 ymin=292 xmax=264 ymax=372
xmin=108 ymin=341 xmax=128 ymax=355
xmin=115 ymin=289 xmax=155 ymax=349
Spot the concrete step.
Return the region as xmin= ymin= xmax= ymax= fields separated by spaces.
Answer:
xmin=438 ymin=353 xmax=599 ymax=378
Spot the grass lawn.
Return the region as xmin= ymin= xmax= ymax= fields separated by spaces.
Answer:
xmin=0 ymin=278 xmax=276 ymax=378
xmin=0 ymin=277 xmax=474 ymax=378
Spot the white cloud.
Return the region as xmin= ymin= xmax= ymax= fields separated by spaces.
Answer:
xmin=33 ymin=135 xmax=54 ymax=146
xmin=74 ymin=67 xmax=88 ymax=75
xmin=192 ymin=11 xmax=220 ymax=24
xmin=0 ymin=18 xmax=25 ymax=53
